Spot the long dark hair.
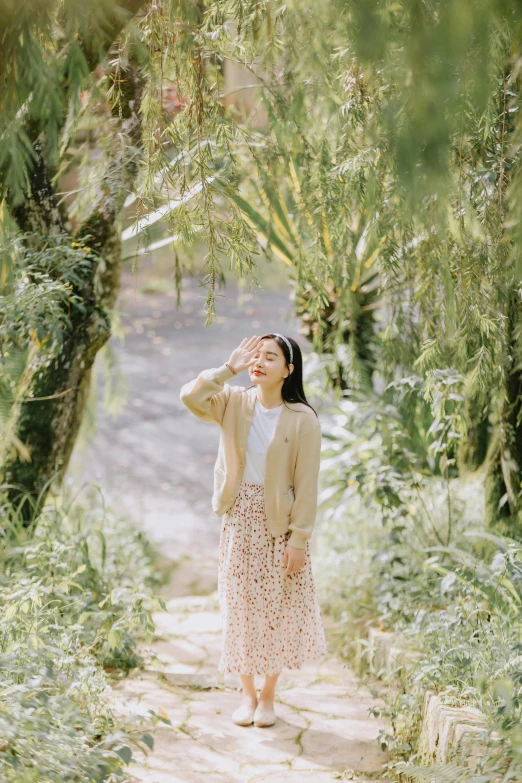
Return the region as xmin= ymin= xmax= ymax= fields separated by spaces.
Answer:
xmin=244 ymin=333 xmax=318 ymax=418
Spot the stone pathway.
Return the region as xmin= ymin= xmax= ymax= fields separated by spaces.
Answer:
xmin=72 ymin=262 xmax=390 ymax=781
xmin=111 ymin=555 xmax=389 ymax=783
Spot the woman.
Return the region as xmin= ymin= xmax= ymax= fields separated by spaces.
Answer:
xmin=179 ymin=333 xmax=327 ymax=727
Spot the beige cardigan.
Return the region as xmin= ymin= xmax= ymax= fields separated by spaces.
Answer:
xmin=179 ymin=363 xmax=322 ymax=549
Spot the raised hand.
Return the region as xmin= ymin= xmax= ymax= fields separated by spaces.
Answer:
xmin=227 ymin=336 xmax=264 ymax=375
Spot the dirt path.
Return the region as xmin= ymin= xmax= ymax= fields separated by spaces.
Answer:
xmin=111 ymin=555 xmax=389 ymax=783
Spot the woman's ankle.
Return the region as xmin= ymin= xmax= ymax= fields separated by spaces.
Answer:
xmin=258 ymin=690 xmax=275 ymax=705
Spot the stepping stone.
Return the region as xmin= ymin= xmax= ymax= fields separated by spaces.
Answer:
xmin=166 ymin=594 xmax=219 ymax=612
xmin=298 ymin=710 xmax=388 ymax=773
xmin=150 ymin=638 xmax=208 ymax=666
xmin=152 ymin=610 xmax=222 ymax=636
xmin=244 ymin=771 xmax=368 ymax=783
xmin=163 ymin=669 xmax=220 ymax=688
xmin=184 ymin=692 xmax=304 ymax=764
xmin=128 ymin=771 xmax=244 ymax=783
xmin=132 ymin=731 xmax=243 ymax=774
xmin=279 ymin=684 xmax=384 ymax=720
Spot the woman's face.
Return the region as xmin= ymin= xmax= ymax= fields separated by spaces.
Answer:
xmin=249 ymin=338 xmax=290 ymax=385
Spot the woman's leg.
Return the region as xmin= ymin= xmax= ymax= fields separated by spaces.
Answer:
xmin=258 ymin=671 xmax=281 ymax=709
xmin=239 ymin=673 xmax=258 ymax=708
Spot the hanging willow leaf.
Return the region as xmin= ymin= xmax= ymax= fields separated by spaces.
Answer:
xmin=121 ymin=178 xmax=215 ymax=241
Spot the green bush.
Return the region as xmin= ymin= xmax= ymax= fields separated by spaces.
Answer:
xmin=314 ymin=382 xmax=522 ymax=780
xmin=0 ymin=483 xmax=165 ymax=783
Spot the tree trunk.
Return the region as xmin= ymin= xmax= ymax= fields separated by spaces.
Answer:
xmin=484 ymin=428 xmax=512 ymax=531
xmin=457 ymin=396 xmax=490 ymax=475
xmin=485 ymin=291 xmax=522 ymax=536
xmin=295 ymin=273 xmax=380 ymax=393
xmin=0 ymin=62 xmax=144 ymax=525
xmin=1 ymin=309 xmax=111 ymax=522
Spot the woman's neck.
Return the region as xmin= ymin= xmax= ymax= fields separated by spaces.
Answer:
xmin=256 ymin=386 xmax=284 ymax=409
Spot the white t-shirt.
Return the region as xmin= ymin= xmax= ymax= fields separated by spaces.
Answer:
xmin=242 ymin=399 xmax=283 ymax=485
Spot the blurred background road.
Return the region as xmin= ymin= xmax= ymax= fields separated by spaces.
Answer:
xmin=68 ymin=255 xmax=311 ymax=566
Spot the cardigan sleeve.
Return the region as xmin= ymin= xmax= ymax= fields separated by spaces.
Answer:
xmin=287 ymin=413 xmax=322 ymax=549
xmin=179 ymin=363 xmax=236 ymax=425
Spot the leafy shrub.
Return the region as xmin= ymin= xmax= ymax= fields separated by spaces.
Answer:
xmin=314 ymin=378 xmax=522 ymax=780
xmin=0 ymin=483 xmax=164 ymax=783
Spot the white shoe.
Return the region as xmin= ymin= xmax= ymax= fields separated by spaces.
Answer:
xmin=232 ymin=700 xmax=256 ymax=726
xmin=253 ymin=703 xmax=276 ymax=727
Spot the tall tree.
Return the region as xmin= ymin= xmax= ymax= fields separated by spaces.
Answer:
xmin=0 ymin=1 xmax=148 ymax=521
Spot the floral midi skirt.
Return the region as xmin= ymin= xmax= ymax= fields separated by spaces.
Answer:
xmin=217 ymin=479 xmax=328 ymax=676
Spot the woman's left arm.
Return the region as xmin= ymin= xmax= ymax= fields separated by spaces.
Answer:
xmin=286 ymin=413 xmax=322 ymax=551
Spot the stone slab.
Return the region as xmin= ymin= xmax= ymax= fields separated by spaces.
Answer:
xmin=184 ymin=691 xmax=304 ymax=764
xmin=133 ymin=730 xmax=242 ymax=774
xmin=298 ymin=710 xmax=388 ymax=773
xmin=128 ymin=768 xmax=245 ymax=783
xmin=151 ymin=638 xmax=208 ymax=665
xmin=152 ymin=610 xmax=223 ymax=636
xmin=244 ymin=769 xmax=358 ymax=783
xmin=166 ymin=594 xmax=219 ymax=612
xmin=418 ymin=690 xmax=492 ymax=768
xmin=278 ymin=684 xmax=384 ymax=719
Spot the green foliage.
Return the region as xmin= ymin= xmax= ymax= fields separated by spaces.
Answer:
xmin=0 ymin=233 xmax=96 ymax=355
xmin=391 ymin=762 xmax=478 ymax=783
xmin=313 ymin=363 xmax=522 ymax=780
xmin=4 ymin=0 xmax=522 ymax=392
xmin=0 ymin=0 xmax=142 ymax=204
xmin=0 ymin=482 xmax=164 ymax=782
xmin=337 ymin=1 xmax=519 ymax=199
xmin=0 ymin=232 xmax=101 ymax=454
